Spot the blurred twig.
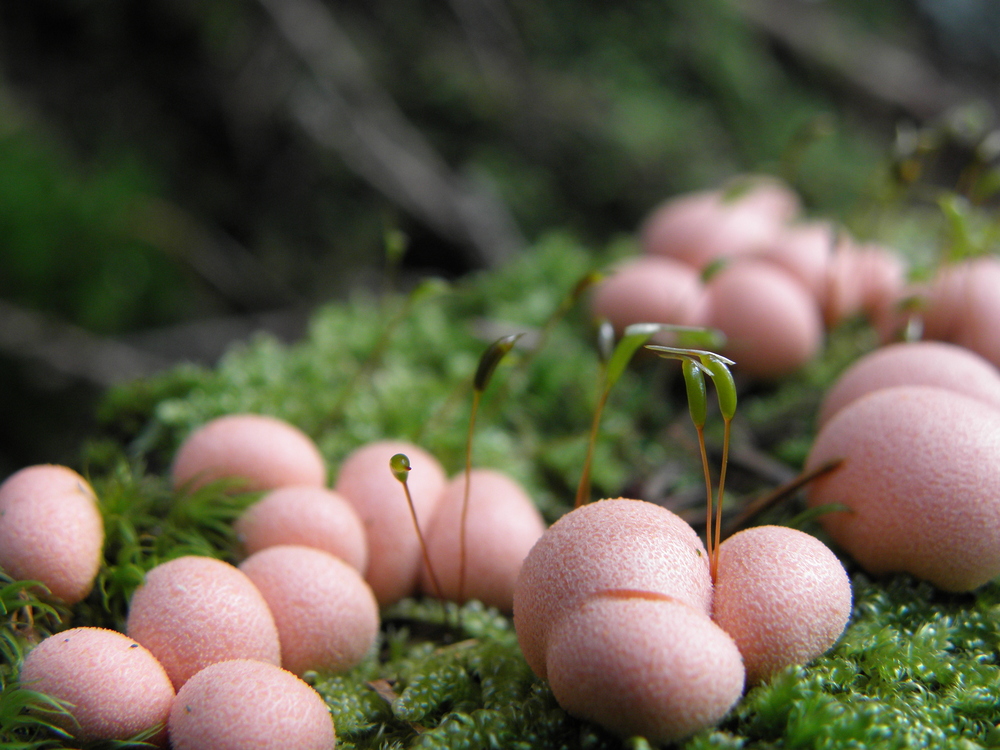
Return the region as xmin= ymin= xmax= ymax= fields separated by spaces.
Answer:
xmin=258 ymin=0 xmax=525 ymax=268
xmin=732 ymin=0 xmax=981 ymax=120
xmin=0 ymin=300 xmax=169 ymax=387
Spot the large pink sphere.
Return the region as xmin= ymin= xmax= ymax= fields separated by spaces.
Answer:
xmin=513 ymin=498 xmax=711 ymax=680
xmin=922 ymin=256 xmax=1000 ymax=369
xmin=21 ymin=627 xmax=174 ymax=745
xmin=126 ymin=556 xmax=281 ymax=689
xmin=713 ymin=525 xmax=851 ymax=684
xmin=589 ymin=256 xmax=704 ymax=335
xmin=806 ymin=386 xmax=1000 ymax=592
xmin=641 ymin=180 xmax=794 ymax=269
xmin=168 ymin=660 xmax=335 ymax=750
xmin=817 ymin=340 xmax=1000 ymax=428
xmin=546 ymin=595 xmax=744 ymax=744
xmin=239 ymin=545 xmax=380 ymax=676
xmin=0 ymin=464 xmax=104 ymax=604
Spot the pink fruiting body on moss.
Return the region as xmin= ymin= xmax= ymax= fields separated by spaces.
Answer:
xmin=420 ymin=468 xmax=545 ymax=610
xmin=20 ymin=627 xmax=175 ymax=745
xmin=513 ymin=498 xmax=711 ymax=680
xmin=806 ymin=385 xmax=1000 ymax=592
xmin=713 ymin=525 xmax=852 ymax=684
xmin=239 ymin=545 xmax=380 ymax=676
xmin=0 ymin=464 xmax=104 ymax=604
xmin=167 ymin=659 xmax=335 ymax=750
xmin=171 ymin=413 xmax=327 ymax=493
xmin=334 ymin=440 xmax=447 ymax=607
xmin=235 ymin=485 xmax=369 ymax=573
xmin=126 ymin=556 xmax=281 ymax=689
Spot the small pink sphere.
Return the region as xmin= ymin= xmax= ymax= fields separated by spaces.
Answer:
xmin=0 ymin=464 xmax=104 ymax=604
xmin=334 ymin=440 xmax=447 ymax=607
xmin=713 ymin=525 xmax=851 ymax=684
xmin=817 ymin=340 xmax=1000 ymax=428
xmin=171 ymin=414 xmax=327 ymax=493
xmin=513 ymin=498 xmax=711 ymax=680
xmin=545 ymin=595 xmax=744 ymax=744
xmin=126 ymin=556 xmax=281 ymax=689
xmin=21 ymin=627 xmax=175 ymax=745
xmin=239 ymin=545 xmax=380 ymax=676
xmin=641 ymin=180 xmax=795 ymax=269
xmin=758 ymin=221 xmax=835 ymax=301
xmin=419 ymin=468 xmax=546 ymax=610
xmin=235 ymin=486 xmax=369 ymax=573
xmin=922 ymin=256 xmax=1000 ymax=369
xmin=700 ymin=260 xmax=823 ymax=379
xmin=168 ymin=660 xmax=335 ymax=750
xmin=806 ymin=386 xmax=1000 ymax=592
xmin=589 ymin=256 xmax=704 ymax=335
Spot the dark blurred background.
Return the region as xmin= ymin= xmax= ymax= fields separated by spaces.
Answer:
xmin=2 ymin=0 xmax=999 ymax=475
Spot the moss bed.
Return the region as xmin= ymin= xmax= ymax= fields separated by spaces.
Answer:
xmin=3 ymin=235 xmax=1000 ymax=749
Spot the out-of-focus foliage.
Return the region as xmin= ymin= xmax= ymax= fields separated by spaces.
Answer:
xmin=0 ymin=0 xmax=916 ymax=326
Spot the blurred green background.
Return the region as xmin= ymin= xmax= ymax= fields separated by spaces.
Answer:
xmin=2 ymin=0 xmax=998 ymax=476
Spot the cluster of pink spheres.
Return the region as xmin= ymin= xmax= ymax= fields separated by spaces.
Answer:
xmin=4 ymin=175 xmax=1000 ymax=746
xmin=593 ymin=175 xmax=1000 ymax=378
xmin=1 ymin=415 xmax=545 ymax=748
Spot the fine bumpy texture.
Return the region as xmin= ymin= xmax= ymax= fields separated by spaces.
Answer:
xmin=713 ymin=525 xmax=852 ymax=684
xmin=513 ymin=498 xmax=711 ymax=680
xmin=334 ymin=440 xmax=446 ymax=607
xmin=806 ymin=386 xmax=1000 ymax=592
xmin=420 ymin=468 xmax=546 ymax=610
xmin=0 ymin=464 xmax=104 ymax=604
xmin=20 ymin=627 xmax=175 ymax=745
xmin=126 ymin=556 xmax=281 ymax=689
xmin=239 ymin=545 xmax=380 ymax=676
xmin=545 ymin=595 xmax=744 ymax=744
xmin=235 ymin=486 xmax=369 ymax=573
xmin=168 ymin=659 xmax=336 ymax=750
xmin=171 ymin=413 xmax=327 ymax=492
xmin=817 ymin=340 xmax=1000 ymax=428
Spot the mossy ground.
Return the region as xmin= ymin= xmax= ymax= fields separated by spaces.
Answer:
xmin=3 ymin=234 xmax=1000 ymax=749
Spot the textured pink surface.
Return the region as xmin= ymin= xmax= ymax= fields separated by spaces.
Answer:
xmin=817 ymin=341 xmax=1000 ymax=428
xmin=419 ymin=468 xmax=546 ymax=610
xmin=700 ymin=260 xmax=823 ymax=379
xmin=168 ymin=659 xmax=335 ymax=750
xmin=334 ymin=440 xmax=446 ymax=607
xmin=546 ymin=595 xmax=744 ymax=744
xmin=171 ymin=414 xmax=327 ymax=493
xmin=713 ymin=525 xmax=852 ymax=684
xmin=513 ymin=498 xmax=711 ymax=680
xmin=235 ymin=486 xmax=369 ymax=573
xmin=126 ymin=556 xmax=280 ymax=689
xmin=20 ymin=627 xmax=174 ymax=745
xmin=806 ymin=386 xmax=1000 ymax=591
xmin=239 ymin=545 xmax=379 ymax=676
xmin=0 ymin=464 xmax=103 ymax=604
